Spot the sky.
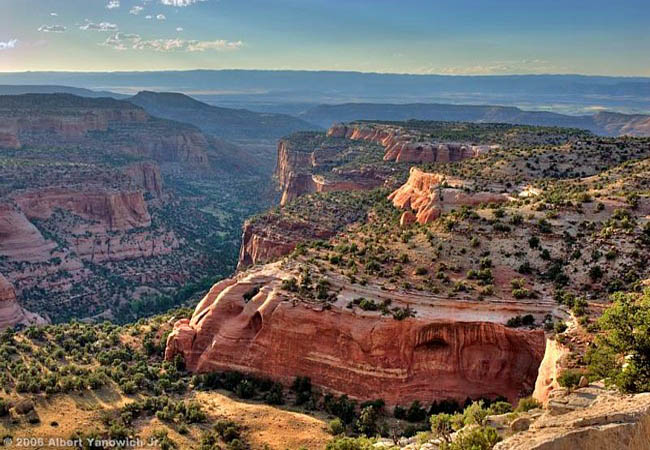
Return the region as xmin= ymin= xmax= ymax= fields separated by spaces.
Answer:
xmin=0 ymin=0 xmax=649 ymax=75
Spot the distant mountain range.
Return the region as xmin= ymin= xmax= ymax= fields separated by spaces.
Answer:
xmin=128 ymin=91 xmax=318 ymax=141
xmin=0 ymin=84 xmax=126 ymax=99
xmin=1 ymin=71 xmax=650 ymax=114
xmin=1 ymin=84 xmax=649 ymax=137
xmin=300 ymin=103 xmax=650 ymax=136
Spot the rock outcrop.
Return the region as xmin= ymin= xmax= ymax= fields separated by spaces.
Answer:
xmin=0 ymin=204 xmax=57 ymax=263
xmin=15 ymin=188 xmax=151 ymax=231
xmin=0 ymin=273 xmax=44 ymax=329
xmin=275 ymin=137 xmax=385 ymax=205
xmin=167 ymin=263 xmax=548 ymax=405
xmin=123 ymin=162 xmax=164 ymax=198
xmin=495 ymin=384 xmax=650 ymax=450
xmin=328 ymin=123 xmax=496 ymax=163
xmin=389 ymin=167 xmax=510 ymax=224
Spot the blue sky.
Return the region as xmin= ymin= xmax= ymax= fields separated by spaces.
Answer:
xmin=0 ymin=0 xmax=648 ymax=75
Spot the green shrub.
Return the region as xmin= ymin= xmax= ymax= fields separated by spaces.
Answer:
xmin=515 ymin=397 xmax=541 ymax=413
xmin=557 ymin=369 xmax=583 ymax=389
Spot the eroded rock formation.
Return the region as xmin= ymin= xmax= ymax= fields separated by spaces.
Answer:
xmin=275 ymin=137 xmax=384 ymax=205
xmin=15 ymin=188 xmax=151 ymax=231
xmin=167 ymin=263 xmax=548 ymax=405
xmin=0 ymin=273 xmax=44 ymax=329
xmin=389 ymin=167 xmax=510 ymax=224
xmin=495 ymin=385 xmax=650 ymax=450
xmin=0 ymin=94 xmax=209 ymax=168
xmin=123 ymin=162 xmax=164 ymax=198
xmin=328 ymin=123 xmax=496 ymax=163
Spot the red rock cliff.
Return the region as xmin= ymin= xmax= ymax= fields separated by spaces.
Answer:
xmin=328 ymin=123 xmax=495 ymax=163
xmin=123 ymin=162 xmax=164 ymax=198
xmin=0 ymin=273 xmax=44 ymax=329
xmin=15 ymin=188 xmax=151 ymax=231
xmin=167 ymin=264 xmax=547 ymax=405
xmin=389 ymin=167 xmax=510 ymax=224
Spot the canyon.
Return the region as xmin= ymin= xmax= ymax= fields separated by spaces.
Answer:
xmin=0 ymin=93 xmax=275 ymax=322
xmin=0 ymin=273 xmax=43 ymax=329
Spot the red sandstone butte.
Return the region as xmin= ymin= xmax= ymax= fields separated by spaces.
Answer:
xmin=389 ymin=168 xmax=510 ymax=224
xmin=167 ymin=263 xmax=548 ymax=405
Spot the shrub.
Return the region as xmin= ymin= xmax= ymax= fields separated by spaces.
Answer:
xmin=0 ymin=398 xmax=8 ymax=416
xmin=462 ymin=401 xmax=489 ymax=426
xmin=449 ymin=426 xmax=500 ymax=450
xmin=355 ymin=406 xmax=379 ymax=436
xmin=557 ymin=369 xmax=583 ymax=389
xmin=405 ymin=400 xmax=427 ymax=422
xmin=515 ymin=397 xmax=541 ymax=413
xmin=587 ymin=289 xmax=650 ymax=393
xmin=329 ymin=418 xmax=345 ymax=435
xmin=430 ymin=413 xmax=454 ymax=443
xmin=325 ymin=436 xmax=375 ymax=450
xmin=487 ymin=401 xmax=512 ymax=415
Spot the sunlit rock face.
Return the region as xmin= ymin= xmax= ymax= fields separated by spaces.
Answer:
xmin=389 ymin=167 xmax=510 ymax=224
xmin=0 ymin=273 xmax=44 ymax=329
xmin=328 ymin=123 xmax=496 ymax=163
xmin=167 ymin=263 xmax=546 ymax=406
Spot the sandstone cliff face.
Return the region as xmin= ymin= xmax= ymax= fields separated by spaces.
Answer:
xmin=123 ymin=162 xmax=164 ymax=198
xmin=328 ymin=123 xmax=496 ymax=163
xmin=167 ymin=263 xmax=547 ymax=405
xmin=237 ymin=218 xmax=336 ymax=270
xmin=15 ymin=188 xmax=151 ymax=231
xmin=389 ymin=167 xmax=510 ymax=224
xmin=0 ymin=94 xmax=209 ymax=168
xmin=0 ymin=273 xmax=44 ymax=329
xmin=0 ymin=204 xmax=57 ymax=263
xmin=275 ymin=137 xmax=386 ymax=205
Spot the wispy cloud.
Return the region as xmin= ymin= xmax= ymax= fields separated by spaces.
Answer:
xmin=103 ymin=33 xmax=243 ymax=52
xmin=160 ymin=0 xmax=206 ymax=6
xmin=106 ymin=0 xmax=120 ymax=9
xmin=421 ymin=59 xmax=568 ymax=75
xmin=50 ymin=12 xmax=58 ymax=17
xmin=176 ymin=27 xmax=183 ymax=32
xmin=38 ymin=25 xmax=67 ymax=33
xmin=156 ymin=14 xmax=166 ymax=20
xmin=0 ymin=39 xmax=18 ymax=50
xmin=80 ymin=21 xmax=119 ymax=32
xmin=129 ymin=6 xmax=144 ymax=15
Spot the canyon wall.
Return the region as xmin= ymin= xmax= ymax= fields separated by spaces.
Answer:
xmin=167 ymin=264 xmax=547 ymax=405
xmin=328 ymin=123 xmax=495 ymax=163
xmin=123 ymin=162 xmax=164 ymax=198
xmin=0 ymin=273 xmax=44 ymax=329
xmin=0 ymin=94 xmax=209 ymax=168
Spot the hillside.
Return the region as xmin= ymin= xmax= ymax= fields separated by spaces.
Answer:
xmin=300 ymin=103 xmax=650 ymax=136
xmin=0 ymin=85 xmax=125 ymax=99
xmin=129 ymin=91 xmax=319 ymax=142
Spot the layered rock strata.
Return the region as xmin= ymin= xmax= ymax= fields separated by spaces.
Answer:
xmin=328 ymin=123 xmax=496 ymax=163
xmin=167 ymin=263 xmax=550 ymax=405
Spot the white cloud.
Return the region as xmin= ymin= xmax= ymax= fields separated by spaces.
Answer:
xmin=129 ymin=6 xmax=144 ymax=15
xmin=186 ymin=40 xmax=243 ymax=52
xmin=106 ymin=0 xmax=120 ymax=9
xmin=145 ymin=15 xmax=153 ymax=19
xmin=50 ymin=12 xmax=58 ymax=16
xmin=160 ymin=0 xmax=205 ymax=6
xmin=421 ymin=59 xmax=567 ymax=75
xmin=103 ymin=34 xmax=243 ymax=53
xmin=0 ymin=39 xmax=18 ymax=50
xmin=80 ymin=21 xmax=119 ymax=31
xmin=156 ymin=14 xmax=166 ymax=20
xmin=38 ymin=25 xmax=67 ymax=33
xmin=176 ymin=27 xmax=183 ymax=32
